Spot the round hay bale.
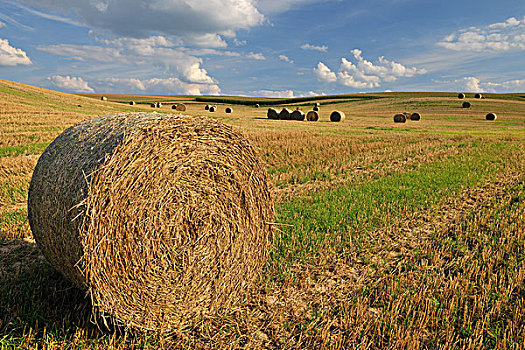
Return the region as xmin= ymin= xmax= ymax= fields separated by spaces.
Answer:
xmin=475 ymin=93 xmax=483 ymax=99
xmin=393 ymin=114 xmax=407 ymax=123
xmin=176 ymin=103 xmax=187 ymax=112
xmin=267 ymin=108 xmax=279 ymax=119
xmin=171 ymin=104 xmax=177 ymax=109
xmin=279 ymin=108 xmax=292 ymax=120
xmin=156 ymin=102 xmax=163 ymax=108
xmin=410 ymin=112 xmax=421 ymax=121
xmin=330 ymin=111 xmax=345 ymax=122
xmin=205 ymin=105 xmax=210 ymax=110
xmin=462 ymin=101 xmax=471 ymax=108
xmin=255 ymin=104 xmax=260 ymax=108
xmin=306 ymin=111 xmax=319 ymax=121
xmin=28 ymin=113 xmax=274 ymax=333
xmin=458 ymin=93 xmax=465 ymax=99
xmin=313 ymin=106 xmax=319 ymax=112
xmin=486 ymin=112 xmax=497 ymax=121
xmin=315 ymin=103 xmax=320 ymax=107
xmin=101 ymin=96 xmax=107 ymax=101
xmin=290 ymin=110 xmax=305 ymax=121
xmin=150 ymin=103 xmax=156 ymax=108
xmin=225 ymin=107 xmax=233 ymax=113
xmin=209 ymin=106 xmax=216 ymax=112
xmin=129 ymin=101 xmax=135 ymax=106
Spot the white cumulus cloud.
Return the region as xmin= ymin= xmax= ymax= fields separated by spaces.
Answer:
xmin=301 ymin=43 xmax=328 ymax=52
xmin=144 ymin=78 xmax=221 ymax=95
xmin=438 ymin=16 xmax=525 ymax=52
xmin=48 ymin=75 xmax=94 ymax=93
xmin=279 ymin=55 xmax=293 ymax=63
xmin=313 ymin=62 xmax=337 ymax=83
xmin=18 ymin=0 xmax=264 ymax=47
xmin=0 ymin=38 xmax=32 ymax=66
xmin=247 ymin=52 xmax=266 ymax=60
xmin=38 ymin=39 xmax=218 ymax=85
xmin=314 ymin=49 xmax=425 ymax=89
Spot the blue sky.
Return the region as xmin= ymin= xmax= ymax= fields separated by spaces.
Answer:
xmin=0 ymin=0 xmax=524 ymax=96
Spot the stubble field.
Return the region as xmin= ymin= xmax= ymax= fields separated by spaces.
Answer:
xmin=1 ymin=78 xmax=524 ymax=349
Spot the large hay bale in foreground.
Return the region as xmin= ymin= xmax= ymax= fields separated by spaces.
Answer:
xmin=279 ymin=108 xmax=292 ymax=120
xmin=290 ymin=110 xmax=305 ymax=121
xmin=410 ymin=112 xmax=421 ymax=121
xmin=28 ymin=113 xmax=275 ymax=332
xmin=330 ymin=111 xmax=345 ymax=122
xmin=394 ymin=114 xmax=406 ymax=123
xmin=462 ymin=101 xmax=471 ymax=108
xmin=306 ymin=111 xmax=319 ymax=121
xmin=176 ymin=103 xmax=186 ymax=112
xmin=458 ymin=93 xmax=465 ymax=99
xmin=486 ymin=112 xmax=497 ymax=120
xmin=267 ymin=108 xmax=279 ymax=119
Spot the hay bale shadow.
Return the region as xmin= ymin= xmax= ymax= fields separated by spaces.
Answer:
xmin=0 ymin=240 xmax=96 ymax=340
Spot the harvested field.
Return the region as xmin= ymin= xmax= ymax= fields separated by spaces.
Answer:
xmin=1 ymin=78 xmax=524 ymax=349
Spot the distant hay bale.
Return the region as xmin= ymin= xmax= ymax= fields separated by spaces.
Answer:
xmin=313 ymin=106 xmax=319 ymax=112
xmin=330 ymin=111 xmax=345 ymax=122
xmin=462 ymin=101 xmax=471 ymax=108
xmin=295 ymin=106 xmax=301 ymax=111
xmin=410 ymin=112 xmax=421 ymax=121
xmin=306 ymin=111 xmax=319 ymax=121
xmin=156 ymin=102 xmax=163 ymax=108
xmin=394 ymin=114 xmax=407 ymax=123
xmin=279 ymin=108 xmax=292 ymax=120
xmin=129 ymin=101 xmax=136 ymax=106
xmin=205 ymin=105 xmax=210 ymax=110
xmin=176 ymin=103 xmax=187 ymax=112
xmin=101 ymin=96 xmax=107 ymax=101
xmin=28 ymin=112 xmax=274 ymax=333
xmin=486 ymin=112 xmax=497 ymax=121
xmin=225 ymin=107 xmax=233 ymax=113
xmin=290 ymin=110 xmax=305 ymax=121
xmin=150 ymin=103 xmax=156 ymax=108
xmin=315 ymin=103 xmax=320 ymax=107
xmin=172 ymin=105 xmax=177 ymax=109
xmin=209 ymin=106 xmax=217 ymax=112
xmin=475 ymin=93 xmax=483 ymax=99
xmin=255 ymin=104 xmax=260 ymax=108
xmin=458 ymin=93 xmax=465 ymax=99
xmin=267 ymin=108 xmax=279 ymax=119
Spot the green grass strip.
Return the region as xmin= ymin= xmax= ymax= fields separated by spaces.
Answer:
xmin=273 ymin=140 xmax=524 ymax=266
xmin=0 ymin=142 xmax=50 ymax=158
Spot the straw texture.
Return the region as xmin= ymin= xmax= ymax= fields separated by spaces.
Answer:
xmin=28 ymin=113 xmax=274 ymax=333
